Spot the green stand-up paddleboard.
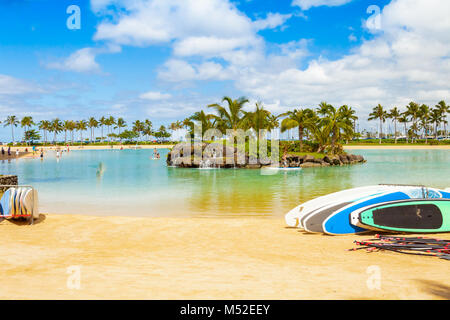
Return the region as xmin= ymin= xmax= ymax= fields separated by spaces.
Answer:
xmin=357 ymin=199 xmax=450 ymax=233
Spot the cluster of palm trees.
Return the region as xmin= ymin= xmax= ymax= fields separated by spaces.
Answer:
xmin=2 ymin=115 xmax=171 ymax=145
xmin=169 ymin=97 xmax=358 ymax=154
xmin=368 ymin=101 xmax=449 ymax=143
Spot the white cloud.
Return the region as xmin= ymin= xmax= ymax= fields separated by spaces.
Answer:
xmin=158 ymin=59 xmax=232 ymax=82
xmin=235 ymin=0 xmax=450 ymax=121
xmin=0 ymin=75 xmax=43 ymax=95
xmin=93 ymin=0 xmax=255 ymax=47
xmin=46 ymin=48 xmax=100 ymax=73
xmin=253 ymin=13 xmax=293 ymax=31
xmin=139 ymin=91 xmax=172 ymax=100
xmin=291 ymin=0 xmax=353 ymax=11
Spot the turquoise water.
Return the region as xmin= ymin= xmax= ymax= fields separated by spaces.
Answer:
xmin=0 ymin=149 xmax=449 ymax=217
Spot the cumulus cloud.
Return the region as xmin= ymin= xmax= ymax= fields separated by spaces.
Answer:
xmin=253 ymin=12 xmax=293 ymax=31
xmin=236 ymin=0 xmax=450 ymax=118
xmin=139 ymin=91 xmax=172 ymax=100
xmin=46 ymin=48 xmax=101 ymax=73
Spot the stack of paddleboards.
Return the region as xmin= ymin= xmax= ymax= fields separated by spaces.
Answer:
xmin=0 ymin=187 xmax=39 ymax=220
xmin=285 ymin=185 xmax=450 ymax=235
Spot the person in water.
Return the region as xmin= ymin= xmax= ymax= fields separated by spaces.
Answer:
xmin=40 ymin=148 xmax=44 ymax=159
xmin=1 ymin=147 xmax=4 ymax=155
xmin=8 ymin=147 xmax=11 ymax=156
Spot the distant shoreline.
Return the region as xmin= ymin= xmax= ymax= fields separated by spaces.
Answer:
xmin=344 ymin=145 xmax=450 ymax=150
xmin=1 ymin=144 xmax=449 ymax=153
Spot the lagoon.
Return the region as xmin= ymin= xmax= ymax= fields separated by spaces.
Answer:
xmin=0 ymin=148 xmax=449 ymax=217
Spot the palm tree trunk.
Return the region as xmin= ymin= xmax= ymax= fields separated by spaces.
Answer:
xmin=394 ymin=120 xmax=397 ymax=144
xmin=379 ymin=119 xmax=382 ymax=144
xmin=298 ymin=126 xmax=303 ymax=152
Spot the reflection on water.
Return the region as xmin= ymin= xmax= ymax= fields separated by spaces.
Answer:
xmin=0 ymin=148 xmax=449 ymax=217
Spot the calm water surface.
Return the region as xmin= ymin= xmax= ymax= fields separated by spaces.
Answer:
xmin=0 ymin=149 xmax=449 ymax=217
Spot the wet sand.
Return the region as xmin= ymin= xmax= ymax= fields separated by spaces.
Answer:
xmin=0 ymin=214 xmax=448 ymax=300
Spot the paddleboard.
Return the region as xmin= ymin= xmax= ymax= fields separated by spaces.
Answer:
xmin=301 ymin=190 xmax=394 ymax=231
xmin=9 ymin=187 xmax=16 ymax=217
xmin=0 ymin=189 xmax=13 ymax=217
xmin=285 ymin=185 xmax=400 ymax=228
xmin=14 ymin=187 xmax=22 ymax=217
xmin=356 ymin=199 xmax=450 ymax=233
xmin=21 ymin=188 xmax=33 ymax=217
xmin=322 ymin=187 xmax=450 ymax=235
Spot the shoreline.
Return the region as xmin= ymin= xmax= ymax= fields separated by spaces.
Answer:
xmin=344 ymin=145 xmax=450 ymax=150
xmin=0 ymin=213 xmax=448 ymax=300
xmin=2 ymin=144 xmax=449 ymax=153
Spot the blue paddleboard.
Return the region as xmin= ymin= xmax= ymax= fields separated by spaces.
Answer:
xmin=323 ymin=188 xmax=450 ymax=235
xmin=0 ymin=189 xmax=13 ymax=217
xmin=323 ymin=191 xmax=416 ymax=235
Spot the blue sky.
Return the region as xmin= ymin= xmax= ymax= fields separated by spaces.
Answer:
xmin=0 ymin=0 xmax=448 ymax=141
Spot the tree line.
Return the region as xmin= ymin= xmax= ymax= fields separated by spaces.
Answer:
xmin=2 ymin=98 xmax=448 ymax=153
xmin=169 ymin=97 xmax=448 ymax=154
xmin=1 ymin=116 xmax=171 ymax=145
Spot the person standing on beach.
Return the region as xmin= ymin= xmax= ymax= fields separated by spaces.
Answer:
xmin=1 ymin=147 xmax=4 ymax=156
xmin=8 ymin=147 xmax=11 ymax=156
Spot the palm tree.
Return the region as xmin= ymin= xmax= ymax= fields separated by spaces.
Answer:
xmin=99 ymin=116 xmax=107 ymax=142
xmin=279 ymin=108 xmax=315 ymax=151
xmin=398 ymin=113 xmax=409 ymax=143
xmin=419 ymin=104 xmax=431 ymax=142
xmin=406 ymin=102 xmax=420 ymax=142
xmin=132 ymin=120 xmax=145 ymax=141
xmin=435 ymin=100 xmax=449 ymax=138
xmin=208 ymin=96 xmax=249 ymax=133
xmin=88 ymin=117 xmax=99 ymax=143
xmin=189 ymin=111 xmax=216 ymax=137
xmin=38 ymin=120 xmax=51 ymax=145
xmin=241 ymin=102 xmax=272 ymax=145
xmin=106 ymin=116 xmax=116 ymax=140
xmin=21 ymin=116 xmax=34 ymax=145
xmin=115 ymin=118 xmax=127 ymax=136
xmin=66 ymin=120 xmax=77 ymax=144
xmin=430 ymin=108 xmax=442 ymax=140
xmin=63 ymin=120 xmax=71 ymax=144
xmin=77 ymin=120 xmax=87 ymax=145
xmin=368 ymin=104 xmax=388 ymax=144
xmin=4 ymin=116 xmax=19 ymax=143
xmin=50 ymin=118 xmax=63 ymax=144
xmin=388 ymin=107 xmax=401 ymax=143
xmin=144 ymin=119 xmax=153 ymax=141
xmin=338 ymin=105 xmax=358 ymax=144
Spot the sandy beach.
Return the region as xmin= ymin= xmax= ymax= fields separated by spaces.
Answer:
xmin=0 ymin=214 xmax=448 ymax=300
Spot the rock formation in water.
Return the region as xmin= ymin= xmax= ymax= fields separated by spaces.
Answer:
xmin=166 ymin=143 xmax=366 ymax=169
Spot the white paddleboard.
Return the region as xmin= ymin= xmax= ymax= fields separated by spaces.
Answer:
xmin=285 ymin=185 xmax=407 ymax=228
xmin=9 ymin=188 xmax=16 ymax=217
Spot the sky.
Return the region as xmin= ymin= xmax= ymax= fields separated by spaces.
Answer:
xmin=0 ymin=0 xmax=449 ymax=141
